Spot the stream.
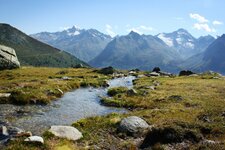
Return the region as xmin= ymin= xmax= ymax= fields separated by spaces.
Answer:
xmin=0 ymin=76 xmax=135 ymax=135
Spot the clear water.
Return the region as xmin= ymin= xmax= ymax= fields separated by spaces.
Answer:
xmin=0 ymin=76 xmax=135 ymax=135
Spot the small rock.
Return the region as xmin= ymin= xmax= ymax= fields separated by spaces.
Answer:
xmin=24 ymin=136 xmax=44 ymax=144
xmin=146 ymin=86 xmax=155 ymax=90
xmin=168 ymin=95 xmax=183 ymax=101
xmin=0 ymin=126 xmax=8 ymax=136
xmin=16 ymin=131 xmax=32 ymax=137
xmin=153 ymin=81 xmax=160 ymax=86
xmin=127 ymin=89 xmax=138 ymax=96
xmin=102 ymin=80 xmax=110 ymax=87
xmin=97 ymin=66 xmax=116 ymax=75
xmin=57 ymin=89 xmax=63 ymax=95
xmin=128 ymin=71 xmax=137 ymax=75
xmin=179 ymin=70 xmax=195 ymax=76
xmin=0 ymin=93 xmax=11 ymax=98
xmin=149 ymin=72 xmax=160 ymax=77
xmin=201 ymin=139 xmax=218 ymax=145
xmin=49 ymin=126 xmax=83 ymax=141
xmin=7 ymin=126 xmax=24 ymax=137
xmin=189 ymin=74 xmax=199 ymax=77
xmin=159 ymin=71 xmax=172 ymax=76
xmin=73 ymin=63 xmax=84 ymax=68
xmin=137 ymin=74 xmax=145 ymax=78
xmin=61 ymin=76 xmax=72 ymax=80
xmin=119 ymin=116 xmax=150 ymax=137
xmin=152 ymin=67 xmax=160 ymax=73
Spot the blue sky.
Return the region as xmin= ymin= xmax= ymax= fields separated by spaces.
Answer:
xmin=0 ymin=0 xmax=224 ymax=37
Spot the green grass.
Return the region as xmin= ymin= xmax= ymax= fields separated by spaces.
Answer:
xmin=72 ymin=75 xmax=225 ymax=149
xmin=0 ymin=67 xmax=109 ymax=104
xmin=3 ymin=71 xmax=225 ymax=149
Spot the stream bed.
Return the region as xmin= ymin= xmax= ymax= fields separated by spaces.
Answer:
xmin=0 ymin=76 xmax=135 ymax=135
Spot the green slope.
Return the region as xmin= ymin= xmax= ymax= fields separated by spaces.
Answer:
xmin=0 ymin=23 xmax=88 ymax=67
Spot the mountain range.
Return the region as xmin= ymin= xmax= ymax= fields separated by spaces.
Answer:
xmin=2 ymin=24 xmax=224 ymax=74
xmin=30 ymin=26 xmax=112 ymax=62
xmin=89 ymin=31 xmax=181 ymax=72
xmin=156 ymin=29 xmax=215 ymax=59
xmin=0 ymin=24 xmax=87 ymax=68
xmin=181 ymin=34 xmax=225 ymax=74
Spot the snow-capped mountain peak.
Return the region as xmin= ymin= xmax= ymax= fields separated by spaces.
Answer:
xmin=157 ymin=33 xmax=174 ymax=47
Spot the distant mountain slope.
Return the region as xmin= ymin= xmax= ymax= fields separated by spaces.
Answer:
xmin=181 ymin=34 xmax=225 ymax=74
xmin=89 ymin=31 xmax=181 ymax=72
xmin=0 ymin=24 xmax=87 ymax=67
xmin=156 ymin=29 xmax=215 ymax=59
xmin=31 ymin=26 xmax=112 ymax=62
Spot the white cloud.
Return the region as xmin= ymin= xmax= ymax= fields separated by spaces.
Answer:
xmin=213 ymin=20 xmax=223 ymax=25
xmin=127 ymin=25 xmax=153 ymax=34
xmin=193 ymin=23 xmax=216 ymax=33
xmin=105 ymin=24 xmax=116 ymax=37
xmin=190 ymin=13 xmax=208 ymax=23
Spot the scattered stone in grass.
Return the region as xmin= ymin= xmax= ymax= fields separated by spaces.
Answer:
xmin=148 ymin=72 xmax=160 ymax=77
xmin=189 ymin=74 xmax=199 ymax=77
xmin=159 ymin=71 xmax=173 ymax=77
xmin=153 ymin=80 xmax=160 ymax=86
xmin=49 ymin=125 xmax=83 ymax=141
xmin=0 ymin=93 xmax=11 ymax=98
xmin=102 ymin=80 xmax=109 ymax=87
xmin=73 ymin=63 xmax=85 ymax=68
xmin=152 ymin=67 xmax=160 ymax=73
xmin=221 ymin=112 xmax=225 ymax=117
xmin=168 ymin=95 xmax=183 ymax=101
xmin=126 ymin=89 xmax=138 ymax=96
xmin=61 ymin=76 xmax=72 ymax=80
xmin=198 ymin=114 xmax=211 ymax=122
xmin=137 ymin=74 xmax=145 ymax=78
xmin=146 ymin=86 xmax=155 ymax=90
xmin=24 ymin=136 xmax=44 ymax=144
xmin=7 ymin=126 xmax=24 ymax=137
xmin=118 ymin=116 xmax=150 ymax=137
xmin=179 ymin=70 xmax=195 ymax=76
xmin=97 ymin=66 xmax=116 ymax=75
xmin=0 ymin=126 xmax=8 ymax=137
xmin=201 ymin=139 xmax=219 ymax=145
xmin=57 ymin=89 xmax=63 ymax=95
xmin=56 ymin=70 xmax=68 ymax=75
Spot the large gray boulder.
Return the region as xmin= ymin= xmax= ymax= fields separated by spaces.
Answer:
xmin=0 ymin=45 xmax=20 ymax=70
xmin=119 ymin=116 xmax=150 ymax=137
xmin=49 ymin=126 xmax=83 ymax=141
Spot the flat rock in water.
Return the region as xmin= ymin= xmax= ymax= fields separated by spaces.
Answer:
xmin=119 ymin=116 xmax=150 ymax=136
xmin=24 ymin=136 xmax=44 ymax=144
xmin=49 ymin=126 xmax=83 ymax=141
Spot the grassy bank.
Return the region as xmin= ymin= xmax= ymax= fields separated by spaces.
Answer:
xmin=0 ymin=67 xmax=109 ymax=104
xmin=3 ymin=72 xmax=225 ymax=149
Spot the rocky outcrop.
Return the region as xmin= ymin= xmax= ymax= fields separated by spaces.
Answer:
xmin=0 ymin=45 xmax=20 ymax=70
xmin=49 ymin=125 xmax=83 ymax=141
